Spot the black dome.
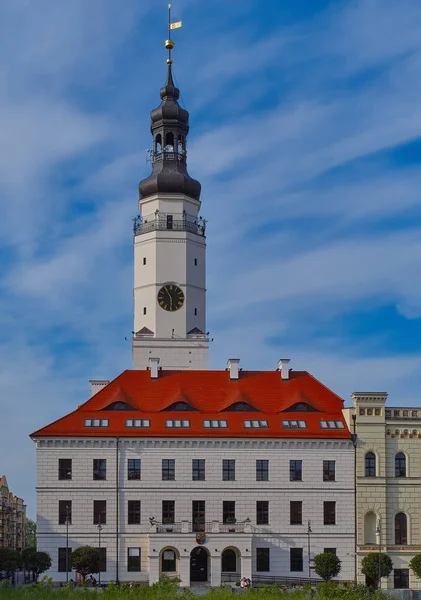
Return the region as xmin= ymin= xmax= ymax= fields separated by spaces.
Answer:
xmin=139 ymin=161 xmax=201 ymax=200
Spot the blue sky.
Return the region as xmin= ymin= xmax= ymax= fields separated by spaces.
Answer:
xmin=1 ymin=0 xmax=421 ymax=516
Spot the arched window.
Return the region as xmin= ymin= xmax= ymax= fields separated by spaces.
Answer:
xmin=221 ymin=549 xmax=237 ymax=572
xmin=161 ymin=549 xmax=177 ymax=572
xmin=165 ymin=132 xmax=174 ymax=151
xmin=364 ymin=512 xmax=377 ymax=544
xmin=395 ymin=453 xmax=406 ymax=477
xmin=395 ymin=513 xmax=407 ymax=545
xmin=365 ymin=452 xmax=376 ymax=477
xmin=155 ymin=134 xmax=162 ymax=153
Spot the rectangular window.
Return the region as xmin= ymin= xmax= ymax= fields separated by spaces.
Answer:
xmin=93 ymin=459 xmax=106 ymax=481
xmin=162 ymin=459 xmax=175 ymax=481
xmin=167 ymin=215 xmax=173 ymax=229
xmin=323 ymin=461 xmax=336 ymax=482
xmin=58 ymin=459 xmax=72 ymax=480
xmin=223 ymin=459 xmax=235 ymax=481
xmin=324 ymin=548 xmax=336 ymax=555
xmin=192 ymin=459 xmax=205 ymax=481
xmin=194 ymin=258 xmax=198 ymax=266
xmin=165 ymin=420 xmax=190 ymax=428
xmin=58 ymin=501 xmax=72 ymax=525
xmin=256 ymin=548 xmax=270 ymax=572
xmin=58 ymin=548 xmax=72 ymax=572
xmin=290 ymin=501 xmax=302 ymax=525
xmin=194 ymin=308 xmax=198 ymax=316
xmin=202 ymin=420 xmax=228 ymax=428
xmin=143 ymin=257 xmax=146 ymax=265
xmin=128 ymin=459 xmax=141 ymax=480
xmin=128 ymin=500 xmax=141 ymax=525
xmin=143 ymin=307 xmax=147 ymax=315
xmin=97 ymin=548 xmax=106 ymax=573
xmin=282 ymin=420 xmax=307 ymax=429
xmin=290 ymin=460 xmax=302 ymax=481
xmin=256 ymin=460 xmax=269 ymax=481
xmin=394 ymin=569 xmax=409 ymax=589
xmin=126 ymin=419 xmax=150 ymax=428
xmin=192 ymin=500 xmax=206 ymax=532
xmin=290 ymin=548 xmax=303 ymax=572
xmin=223 ymin=501 xmax=235 ymax=524
xmin=244 ymin=420 xmax=268 ymax=428
xmin=256 ymin=501 xmax=269 ymax=525
xmin=324 ymin=501 xmax=336 ymax=525
xmin=128 ymin=548 xmax=141 ymax=572
xmin=93 ymin=500 xmax=106 ymax=525
xmin=162 ymin=500 xmax=175 ymax=524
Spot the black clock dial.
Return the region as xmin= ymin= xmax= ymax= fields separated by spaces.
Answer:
xmin=157 ymin=284 xmax=185 ymax=312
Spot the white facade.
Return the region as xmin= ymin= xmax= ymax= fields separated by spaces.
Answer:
xmin=343 ymin=394 xmax=421 ymax=590
xmin=35 ymin=436 xmax=355 ymax=586
xmin=132 ymin=191 xmax=208 ymax=371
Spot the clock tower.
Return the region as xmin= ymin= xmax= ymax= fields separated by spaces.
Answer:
xmin=132 ymin=50 xmax=209 ymax=370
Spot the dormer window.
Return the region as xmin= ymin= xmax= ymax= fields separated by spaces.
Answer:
xmin=222 ymin=402 xmax=258 ymax=412
xmin=283 ymin=402 xmax=319 ymax=412
xmin=126 ymin=419 xmax=150 ymax=428
xmin=203 ymin=420 xmax=227 ymax=428
xmin=162 ymin=401 xmax=197 ymax=412
xmin=84 ymin=419 xmax=109 ymax=427
xmin=102 ymin=401 xmax=137 ymax=412
xmin=282 ymin=420 xmax=306 ymax=429
xmin=320 ymin=420 xmax=345 ymax=429
xmin=244 ymin=420 xmax=268 ymax=428
xmin=165 ymin=420 xmax=190 ymax=428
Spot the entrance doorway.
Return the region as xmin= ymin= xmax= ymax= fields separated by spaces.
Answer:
xmin=190 ymin=547 xmax=208 ymax=582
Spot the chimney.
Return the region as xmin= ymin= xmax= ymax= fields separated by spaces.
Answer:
xmin=277 ymin=358 xmax=291 ymax=381
xmin=149 ymin=357 xmax=160 ymax=379
xmin=227 ymin=358 xmax=240 ymax=380
xmin=89 ymin=380 xmax=110 ymax=397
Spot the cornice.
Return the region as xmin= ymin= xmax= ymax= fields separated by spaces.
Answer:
xmin=35 ymin=438 xmax=353 ymax=450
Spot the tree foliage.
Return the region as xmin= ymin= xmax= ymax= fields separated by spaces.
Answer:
xmin=361 ymin=553 xmax=393 ymax=587
xmin=21 ymin=548 xmax=51 ymax=581
xmin=26 ymin=519 xmax=36 ymax=548
xmin=0 ymin=547 xmax=20 ymax=574
xmin=313 ymin=552 xmax=341 ymax=581
xmin=409 ymin=554 xmax=421 ymax=579
xmin=71 ymin=546 xmax=100 ymax=583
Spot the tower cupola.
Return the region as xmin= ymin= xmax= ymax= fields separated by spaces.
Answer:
xmin=139 ymin=63 xmax=201 ymax=201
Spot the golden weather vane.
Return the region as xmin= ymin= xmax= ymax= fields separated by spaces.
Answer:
xmin=165 ymin=4 xmax=182 ymax=64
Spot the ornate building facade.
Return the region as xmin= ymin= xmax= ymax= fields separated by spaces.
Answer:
xmin=0 ymin=475 xmax=27 ymax=551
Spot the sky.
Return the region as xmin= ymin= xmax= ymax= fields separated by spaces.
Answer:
xmin=1 ymin=0 xmax=421 ymax=517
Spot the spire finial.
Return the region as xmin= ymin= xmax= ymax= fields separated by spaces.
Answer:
xmin=165 ymin=4 xmax=182 ymax=65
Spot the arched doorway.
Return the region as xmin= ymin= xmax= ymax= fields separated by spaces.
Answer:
xmin=221 ymin=547 xmax=240 ymax=582
xmin=190 ymin=547 xmax=208 ymax=582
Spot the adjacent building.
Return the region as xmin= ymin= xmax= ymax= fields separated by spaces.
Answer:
xmin=343 ymin=394 xmax=421 ymax=590
xmin=0 ymin=475 xmax=27 ymax=551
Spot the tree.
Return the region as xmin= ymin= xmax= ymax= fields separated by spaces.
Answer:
xmin=21 ymin=548 xmax=51 ymax=582
xmin=409 ymin=554 xmax=421 ymax=579
xmin=361 ymin=553 xmax=393 ymax=588
xmin=0 ymin=548 xmax=20 ymax=582
xmin=71 ymin=546 xmax=100 ymax=584
xmin=313 ymin=552 xmax=341 ymax=581
xmin=26 ymin=519 xmax=36 ymax=548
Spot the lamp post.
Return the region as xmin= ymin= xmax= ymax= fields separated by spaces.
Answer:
xmin=307 ymin=520 xmax=312 ymax=586
xmin=376 ymin=519 xmax=382 ymax=590
xmin=65 ymin=505 xmax=71 ymax=583
xmin=97 ymin=516 xmax=103 ymax=587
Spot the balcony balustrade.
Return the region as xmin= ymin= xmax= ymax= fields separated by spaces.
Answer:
xmin=149 ymin=520 xmax=251 ymax=534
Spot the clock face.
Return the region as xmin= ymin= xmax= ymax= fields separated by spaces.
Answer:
xmin=157 ymin=284 xmax=185 ymax=312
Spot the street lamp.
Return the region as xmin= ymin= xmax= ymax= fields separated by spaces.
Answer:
xmin=65 ymin=505 xmax=71 ymax=584
xmin=307 ymin=520 xmax=312 ymax=586
xmin=97 ymin=516 xmax=103 ymax=587
xmin=376 ymin=519 xmax=382 ymax=589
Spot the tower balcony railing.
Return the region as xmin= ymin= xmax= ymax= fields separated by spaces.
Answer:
xmin=148 ymin=149 xmax=187 ymax=164
xmin=133 ymin=214 xmax=206 ymax=237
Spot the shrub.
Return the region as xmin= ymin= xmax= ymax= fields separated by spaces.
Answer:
xmin=361 ymin=553 xmax=393 ymax=588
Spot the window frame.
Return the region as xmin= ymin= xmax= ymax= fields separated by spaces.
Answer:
xmin=128 ymin=548 xmax=141 ymax=572
xmin=58 ymin=501 xmax=72 ymax=525
xmin=256 ymin=460 xmax=269 ymax=481
xmin=128 ymin=500 xmax=141 ymax=525
xmin=323 ymin=501 xmax=336 ymax=525
xmin=256 ymin=501 xmax=269 ymax=525
xmin=162 ymin=459 xmax=175 ymax=481
xmin=290 ymin=548 xmax=303 ymax=572
xmin=256 ymin=548 xmax=270 ymax=572
xmin=93 ymin=458 xmax=107 ymax=481
xmin=162 ymin=500 xmax=175 ymax=524
xmin=58 ymin=459 xmax=72 ymax=481
xmin=128 ymin=459 xmax=141 ymax=481
xmin=223 ymin=459 xmax=236 ymax=481
xmin=290 ymin=501 xmax=303 ymax=525
xmin=323 ymin=460 xmax=336 ymax=482
xmin=161 ymin=549 xmax=176 ymax=572
xmin=365 ymin=452 xmax=376 ymax=477
xmin=394 ymin=569 xmax=409 ymax=589
xmin=223 ymin=501 xmax=235 ymax=524
xmin=58 ymin=548 xmax=72 ymax=573
xmin=395 ymin=512 xmax=408 ymax=545
xmin=192 ymin=459 xmax=205 ymax=481
xmin=93 ymin=500 xmax=107 ymax=525
xmin=290 ymin=460 xmax=303 ymax=482
xmin=395 ymin=452 xmax=406 ymax=478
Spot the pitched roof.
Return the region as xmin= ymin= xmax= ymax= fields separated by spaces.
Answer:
xmin=30 ymin=369 xmax=350 ymax=439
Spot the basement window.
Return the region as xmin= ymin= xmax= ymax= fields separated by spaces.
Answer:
xmin=84 ymin=419 xmax=109 ymax=427
xmin=203 ymin=420 xmax=228 ymax=428
xmin=244 ymin=420 xmax=268 ymax=428
xmin=319 ymin=420 xmax=345 ymax=429
xmin=126 ymin=419 xmax=150 ymax=428
xmin=165 ymin=420 xmax=190 ymax=428
xmin=282 ymin=420 xmax=306 ymax=429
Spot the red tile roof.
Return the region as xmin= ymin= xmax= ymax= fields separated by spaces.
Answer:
xmin=30 ymin=369 xmax=351 ymax=439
